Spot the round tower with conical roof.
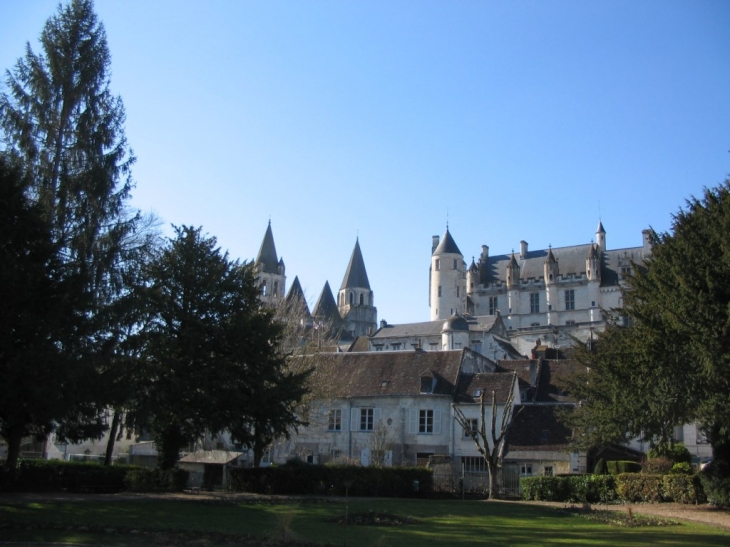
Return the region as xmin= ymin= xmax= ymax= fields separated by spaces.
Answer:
xmin=430 ymin=228 xmax=467 ymax=321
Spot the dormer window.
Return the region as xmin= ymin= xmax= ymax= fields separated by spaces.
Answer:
xmin=420 ymin=374 xmax=435 ymax=394
xmin=472 ymin=388 xmax=484 ymax=398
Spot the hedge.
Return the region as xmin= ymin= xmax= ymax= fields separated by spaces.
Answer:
xmin=229 ymin=461 xmax=432 ymax=498
xmin=0 ymin=460 xmax=137 ymax=493
xmin=521 ymin=473 xmax=704 ymax=504
xmin=700 ymin=460 xmax=730 ymax=508
xmin=606 ymin=460 xmax=642 ymax=475
xmin=520 ymin=475 xmax=617 ymax=503
xmin=124 ymin=467 xmax=189 ymax=492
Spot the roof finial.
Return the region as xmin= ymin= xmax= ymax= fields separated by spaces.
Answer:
xmin=446 ymin=207 xmax=449 ymax=230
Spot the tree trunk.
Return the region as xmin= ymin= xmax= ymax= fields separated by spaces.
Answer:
xmin=4 ymin=426 xmax=24 ymax=469
xmin=104 ymin=410 xmax=122 ymax=466
xmin=487 ymin=460 xmax=500 ymax=499
xmin=156 ymin=424 xmax=185 ymax=470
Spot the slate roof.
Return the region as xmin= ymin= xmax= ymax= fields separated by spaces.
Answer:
xmin=371 ymin=315 xmax=502 ymax=341
xmin=340 ymin=239 xmax=371 ymax=290
xmin=299 ymin=350 xmax=465 ymax=398
xmin=504 ymin=405 xmax=573 ymax=453
xmin=312 ymin=281 xmax=339 ymax=321
xmin=453 ymin=371 xmax=516 ymax=404
xmin=255 ymin=221 xmax=280 ymax=274
xmin=496 ymin=360 xmax=538 ymax=391
xmin=285 ymin=276 xmax=310 ymax=317
xmin=533 ymin=360 xmax=586 ymax=403
xmin=480 ymin=241 xmax=648 ymax=288
xmin=433 ymin=228 xmax=462 ymax=256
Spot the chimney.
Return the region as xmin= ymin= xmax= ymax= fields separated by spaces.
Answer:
xmin=432 ymin=235 xmax=440 ymax=254
xmin=520 ymin=240 xmax=528 ymax=259
xmin=481 ymin=245 xmax=489 ymax=262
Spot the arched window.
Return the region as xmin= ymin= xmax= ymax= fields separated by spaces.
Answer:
xmin=360 ymin=294 xmax=364 ymax=305
xmin=261 ymin=281 xmax=267 ymax=296
xmin=349 ymin=292 xmax=354 ymax=305
xmin=273 ymin=281 xmax=278 ymax=296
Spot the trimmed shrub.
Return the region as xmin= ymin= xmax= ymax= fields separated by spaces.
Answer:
xmin=520 ymin=475 xmax=617 ymax=503
xmin=520 ymin=476 xmax=569 ymax=502
xmin=699 ymin=460 xmax=730 ymax=508
xmin=0 ymin=460 xmax=135 ymax=493
xmin=670 ymin=462 xmax=693 ymax=475
xmin=616 ymin=473 xmax=663 ymax=503
xmin=124 ymin=467 xmax=189 ymax=492
xmin=662 ymin=474 xmax=706 ymax=504
xmin=606 ymin=460 xmax=641 ymax=475
xmin=229 ymin=462 xmax=432 ymax=498
xmin=643 ymin=457 xmax=673 ymax=475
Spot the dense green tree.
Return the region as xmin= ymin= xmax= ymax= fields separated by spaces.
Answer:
xmin=566 ymin=180 xmax=730 ymax=464
xmin=0 ymin=0 xmax=141 ymax=456
xmin=135 ymin=226 xmax=309 ymax=469
xmin=0 ymin=157 xmax=94 ymax=468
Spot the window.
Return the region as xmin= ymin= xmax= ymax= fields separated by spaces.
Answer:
xmin=328 ymin=409 xmax=342 ymax=431
xmin=261 ymin=281 xmax=267 ymax=296
xmin=489 ymin=297 xmax=498 ymax=315
xmin=360 ymin=293 xmax=364 ymax=305
xmin=456 ymin=287 xmax=460 ymax=297
xmin=438 ymin=285 xmax=442 ymax=297
xmin=435 ymin=259 xmax=440 ymax=271
xmin=360 ymin=408 xmax=374 ymax=431
xmin=453 ymin=259 xmax=458 ymax=270
xmin=461 ymin=456 xmax=487 ymax=473
xmin=273 ymin=281 xmax=278 ymax=296
xmin=530 ymin=293 xmax=540 ymax=313
xmin=419 ymin=410 xmax=434 ymax=433
xmin=464 ymin=419 xmax=478 ymax=438
xmin=349 ymin=292 xmax=354 ymax=304
xmin=565 ymin=289 xmax=575 ymax=310
xmin=520 ymin=464 xmax=533 ymax=476
xmin=331 ymin=449 xmax=341 ymax=460
xmin=391 ymin=343 xmax=401 ymax=351
xmin=544 ymin=466 xmax=553 ymax=477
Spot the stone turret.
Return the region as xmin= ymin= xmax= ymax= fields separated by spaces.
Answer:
xmin=255 ymin=221 xmax=286 ymax=306
xmin=338 ymin=239 xmax=376 ymax=337
xmin=430 ymin=228 xmax=467 ymax=321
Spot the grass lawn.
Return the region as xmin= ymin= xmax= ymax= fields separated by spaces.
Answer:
xmin=0 ymin=496 xmax=728 ymax=546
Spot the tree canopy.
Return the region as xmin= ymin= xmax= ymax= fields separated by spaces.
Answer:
xmin=0 ymin=0 xmax=141 ymax=467
xmin=134 ymin=226 xmax=309 ymax=469
xmin=566 ymin=180 xmax=730 ymax=463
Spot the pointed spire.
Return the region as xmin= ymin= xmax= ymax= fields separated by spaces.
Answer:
xmin=432 ymin=228 xmax=462 ymax=256
xmin=596 ymin=220 xmax=606 ymax=234
xmin=256 ymin=221 xmax=279 ymax=274
xmin=285 ymin=276 xmax=310 ymax=317
xmin=312 ymin=281 xmax=340 ymax=321
xmin=340 ymin=239 xmax=371 ymax=290
xmin=546 ymin=246 xmax=556 ymax=263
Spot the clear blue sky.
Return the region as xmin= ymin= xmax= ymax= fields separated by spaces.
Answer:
xmin=2 ymin=1 xmax=729 ymax=324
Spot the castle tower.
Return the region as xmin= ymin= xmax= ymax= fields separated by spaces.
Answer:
xmin=506 ymin=252 xmax=521 ymax=316
xmin=596 ymin=221 xmax=606 ymax=253
xmin=255 ymin=221 xmax=286 ymax=306
xmin=338 ymin=239 xmax=377 ymax=337
xmin=544 ymin=246 xmax=559 ymax=325
xmin=441 ymin=313 xmax=470 ymax=350
xmin=430 ymin=228 xmax=467 ymax=321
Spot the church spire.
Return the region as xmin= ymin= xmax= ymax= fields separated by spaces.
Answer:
xmin=256 ymin=220 xmax=280 ymax=274
xmin=340 ymin=238 xmax=371 ymax=290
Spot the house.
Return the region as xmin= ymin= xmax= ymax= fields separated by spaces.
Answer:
xmin=178 ymin=450 xmax=246 ymax=490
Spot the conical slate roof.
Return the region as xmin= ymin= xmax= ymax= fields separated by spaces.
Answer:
xmin=433 ymin=228 xmax=462 ymax=256
xmin=312 ymin=281 xmax=340 ymax=321
xmin=596 ymin=220 xmax=606 ymax=234
xmin=285 ymin=276 xmax=310 ymax=317
xmin=256 ymin=221 xmax=279 ymax=274
xmin=340 ymin=239 xmax=370 ymax=290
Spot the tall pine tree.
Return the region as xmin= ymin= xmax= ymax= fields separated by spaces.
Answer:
xmin=0 ymin=0 xmax=140 ymax=463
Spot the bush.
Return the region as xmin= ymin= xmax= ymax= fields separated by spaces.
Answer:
xmin=670 ymin=462 xmax=693 ymax=475
xmin=616 ymin=473 xmax=664 ymax=503
xmin=229 ymin=462 xmax=432 ymax=498
xmin=606 ymin=460 xmax=641 ymax=475
xmin=643 ymin=457 xmax=673 ymax=475
xmin=520 ymin=475 xmax=617 ymax=503
xmin=662 ymin=474 xmax=706 ymax=504
xmin=124 ymin=467 xmax=189 ymax=492
xmin=648 ymin=443 xmax=692 ymax=465
xmin=700 ymin=460 xmax=730 ymax=508
xmin=0 ymin=460 xmax=135 ymax=493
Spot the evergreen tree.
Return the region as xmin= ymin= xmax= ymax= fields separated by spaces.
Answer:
xmin=566 ymin=180 xmax=730 ymax=464
xmin=136 ymin=226 xmax=309 ymax=469
xmin=0 ymin=0 xmax=142 ymax=458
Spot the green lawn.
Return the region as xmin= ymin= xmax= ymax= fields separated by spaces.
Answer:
xmin=0 ymin=497 xmax=728 ymax=546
